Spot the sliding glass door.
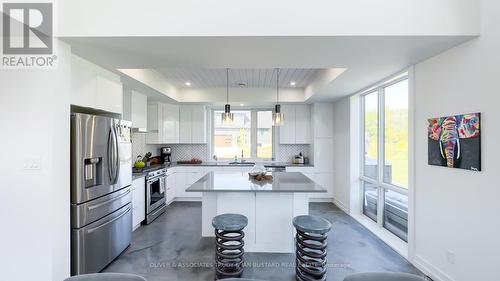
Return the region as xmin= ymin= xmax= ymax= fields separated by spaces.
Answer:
xmin=361 ymin=73 xmax=409 ymax=241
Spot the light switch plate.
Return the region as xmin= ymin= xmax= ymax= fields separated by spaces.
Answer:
xmin=23 ymin=158 xmax=41 ymax=170
xmin=445 ymin=249 xmax=455 ymax=264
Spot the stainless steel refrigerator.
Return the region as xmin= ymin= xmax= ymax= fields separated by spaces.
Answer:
xmin=70 ymin=113 xmax=133 ymax=275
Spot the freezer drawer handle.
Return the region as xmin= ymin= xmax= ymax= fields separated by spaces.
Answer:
xmin=86 ymin=206 xmax=131 ymax=234
xmin=87 ymin=189 xmax=131 ymax=211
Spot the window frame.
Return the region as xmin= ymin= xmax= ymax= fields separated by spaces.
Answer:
xmin=359 ymin=73 xmax=409 ymax=241
xmin=210 ymin=108 xmax=275 ymax=161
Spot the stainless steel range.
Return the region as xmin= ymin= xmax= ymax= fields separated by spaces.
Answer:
xmin=70 ymin=113 xmax=133 ymax=275
xmin=145 ymin=168 xmax=167 ymax=224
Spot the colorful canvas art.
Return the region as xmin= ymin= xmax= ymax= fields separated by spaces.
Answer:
xmin=428 ymin=113 xmax=481 ymax=171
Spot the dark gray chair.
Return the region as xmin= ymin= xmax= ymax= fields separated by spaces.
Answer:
xmin=293 ymin=215 xmax=332 ymax=281
xmin=343 ymin=272 xmax=425 ymax=281
xmin=212 ymin=213 xmax=248 ymax=279
xmin=64 ymin=273 xmax=147 ymax=281
xmin=222 ymin=279 xmax=267 ymax=281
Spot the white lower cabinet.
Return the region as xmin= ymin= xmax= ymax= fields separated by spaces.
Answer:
xmin=174 ymin=168 xmax=205 ymax=198
xmin=170 ymin=166 xmax=254 ymax=201
xmin=131 ymin=177 xmax=146 ymax=230
xmin=159 ymin=166 xmax=332 ymax=204
xmin=286 ymin=167 xmax=333 ymax=200
xmin=307 ymin=173 xmax=334 ymax=199
xmin=166 ymin=172 xmax=175 ymax=205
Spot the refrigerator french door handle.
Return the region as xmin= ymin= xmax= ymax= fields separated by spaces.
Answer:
xmin=107 ymin=125 xmax=119 ymax=184
xmin=113 ymin=125 xmax=120 ymax=185
xmin=107 ymin=129 xmax=114 ymax=182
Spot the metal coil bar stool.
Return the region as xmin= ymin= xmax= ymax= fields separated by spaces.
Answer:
xmin=293 ymin=215 xmax=332 ymax=281
xmin=212 ymin=213 xmax=248 ymax=279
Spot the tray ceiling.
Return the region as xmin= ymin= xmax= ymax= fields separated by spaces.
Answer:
xmin=155 ymin=68 xmax=321 ymax=89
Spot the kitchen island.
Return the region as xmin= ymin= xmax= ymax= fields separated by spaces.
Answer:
xmin=186 ymin=171 xmax=326 ymax=253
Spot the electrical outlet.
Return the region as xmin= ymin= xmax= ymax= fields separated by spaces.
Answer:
xmin=23 ymin=158 xmax=41 ymax=170
xmin=446 ymin=249 xmax=455 ymax=264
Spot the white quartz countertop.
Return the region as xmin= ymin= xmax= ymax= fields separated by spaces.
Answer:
xmin=186 ymin=171 xmax=326 ymax=193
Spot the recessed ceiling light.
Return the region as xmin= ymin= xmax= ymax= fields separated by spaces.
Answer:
xmin=185 ymin=82 xmax=191 ymax=86
xmin=290 ymin=81 xmax=296 ymax=86
xmin=240 ymin=103 xmax=245 ymax=106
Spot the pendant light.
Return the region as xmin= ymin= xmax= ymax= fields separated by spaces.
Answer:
xmin=273 ymin=68 xmax=284 ymax=126
xmin=222 ymin=68 xmax=234 ymax=124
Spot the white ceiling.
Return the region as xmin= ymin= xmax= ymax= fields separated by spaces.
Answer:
xmin=64 ymin=36 xmax=475 ymax=101
xmin=155 ymin=68 xmax=321 ymax=89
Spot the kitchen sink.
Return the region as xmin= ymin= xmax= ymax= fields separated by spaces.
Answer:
xmin=228 ymin=161 xmax=255 ymax=165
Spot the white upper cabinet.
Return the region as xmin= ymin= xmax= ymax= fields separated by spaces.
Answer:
xmin=130 ymin=91 xmax=148 ymax=130
xmin=179 ymin=105 xmax=207 ymax=144
xmin=147 ymin=103 xmax=205 ymax=144
xmin=179 ymin=106 xmax=192 ymax=143
xmin=295 ymin=105 xmax=311 ymax=144
xmin=146 ymin=103 xmax=162 ymax=144
xmin=96 ymin=76 xmax=122 ymax=114
xmin=311 ymin=103 xmax=334 ymax=139
xmin=70 ymin=54 xmax=123 ymax=114
xmin=279 ymin=104 xmax=311 ymax=144
xmin=71 ymin=55 xmax=96 ymax=109
xmin=146 ymin=102 xmax=179 ymax=144
xmin=279 ymin=105 xmax=296 ymax=144
xmin=191 ymin=105 xmax=207 ymax=143
xmin=161 ymin=103 xmax=180 ymax=144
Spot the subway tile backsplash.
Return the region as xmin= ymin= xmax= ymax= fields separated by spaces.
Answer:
xmin=131 ymin=133 xmax=310 ymax=163
xmin=276 ymin=144 xmax=310 ymax=162
xmin=131 ymin=133 xmax=209 ymax=162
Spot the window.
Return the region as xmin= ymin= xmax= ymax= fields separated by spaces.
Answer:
xmin=361 ymin=73 xmax=409 ymax=241
xmin=213 ymin=110 xmax=274 ymax=160
xmin=384 ymin=80 xmax=409 ymax=188
xmin=257 ymin=111 xmax=273 ymax=159
xmin=362 ymin=181 xmax=378 ymax=222
xmin=363 ymin=91 xmax=378 ymax=180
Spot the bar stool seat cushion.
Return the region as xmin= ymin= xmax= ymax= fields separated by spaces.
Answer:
xmin=343 ymin=272 xmax=425 ymax=281
xmin=64 ymin=273 xmax=147 ymax=281
xmin=222 ymin=279 xmax=268 ymax=281
xmin=293 ymin=215 xmax=332 ymax=234
xmin=212 ymin=213 xmax=248 ymax=231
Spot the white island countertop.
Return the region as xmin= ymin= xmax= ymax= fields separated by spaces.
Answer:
xmin=186 ymin=171 xmax=326 ymax=193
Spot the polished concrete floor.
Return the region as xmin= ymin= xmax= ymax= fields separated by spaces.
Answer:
xmin=103 ymin=202 xmax=420 ymax=281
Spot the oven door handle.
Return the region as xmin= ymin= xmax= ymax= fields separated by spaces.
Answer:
xmin=147 ymin=178 xmax=159 ymax=184
xmin=160 ymin=176 xmax=166 ymax=193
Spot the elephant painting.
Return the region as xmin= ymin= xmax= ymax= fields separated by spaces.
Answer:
xmin=428 ymin=113 xmax=481 ymax=171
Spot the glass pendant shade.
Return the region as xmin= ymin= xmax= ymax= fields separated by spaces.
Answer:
xmin=272 ymin=104 xmax=284 ymax=126
xmin=273 ymin=69 xmax=284 ymax=126
xmin=222 ymin=68 xmax=234 ymax=124
xmin=222 ymin=104 xmax=234 ymax=124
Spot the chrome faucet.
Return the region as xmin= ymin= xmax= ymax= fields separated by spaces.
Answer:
xmin=241 ymin=149 xmax=244 ymax=159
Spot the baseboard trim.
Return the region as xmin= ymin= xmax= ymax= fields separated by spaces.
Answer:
xmin=412 ymin=255 xmax=455 ymax=281
xmin=173 ymin=197 xmax=202 ymax=202
xmin=350 ymin=213 xmax=409 ymax=259
xmin=332 ymin=199 xmax=349 ymax=213
xmin=309 ymin=198 xmax=334 ymax=203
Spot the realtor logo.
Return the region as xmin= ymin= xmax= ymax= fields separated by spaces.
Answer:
xmin=1 ymin=2 xmax=56 ymax=68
